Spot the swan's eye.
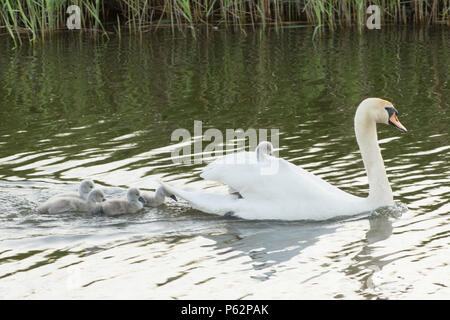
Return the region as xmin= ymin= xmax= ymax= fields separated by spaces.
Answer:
xmin=385 ymin=105 xmax=397 ymax=114
xmin=385 ymin=106 xmax=398 ymax=120
xmin=385 ymin=106 xmax=407 ymax=133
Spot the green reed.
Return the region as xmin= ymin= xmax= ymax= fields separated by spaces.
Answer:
xmin=1 ymin=0 xmax=449 ymax=44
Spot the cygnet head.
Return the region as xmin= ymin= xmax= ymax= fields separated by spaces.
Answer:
xmin=127 ymin=188 xmax=146 ymax=204
xmin=80 ymin=180 xmax=95 ymax=194
xmin=256 ymin=141 xmax=274 ymax=162
xmin=87 ymin=189 xmax=106 ymax=203
xmin=356 ymin=98 xmax=407 ymax=132
xmin=156 ymin=186 xmax=177 ymax=201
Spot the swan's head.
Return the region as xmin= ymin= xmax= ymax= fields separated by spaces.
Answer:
xmin=127 ymin=188 xmax=146 ymax=204
xmin=80 ymin=180 xmax=95 ymax=194
xmin=87 ymin=189 xmax=106 ymax=203
xmin=358 ymin=98 xmax=407 ymax=133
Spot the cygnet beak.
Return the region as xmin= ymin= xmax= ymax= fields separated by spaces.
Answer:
xmin=138 ymin=196 xmax=147 ymax=204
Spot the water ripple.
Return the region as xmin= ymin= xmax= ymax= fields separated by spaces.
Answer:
xmin=0 ymin=29 xmax=448 ymax=299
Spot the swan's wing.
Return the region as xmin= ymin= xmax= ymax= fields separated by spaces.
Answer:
xmin=161 ymin=182 xmax=239 ymax=215
xmin=200 ymin=151 xmax=352 ymax=201
xmin=162 ymin=151 xmax=363 ymax=220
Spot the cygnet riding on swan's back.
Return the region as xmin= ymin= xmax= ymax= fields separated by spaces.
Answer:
xmin=141 ymin=186 xmax=177 ymax=207
xmin=162 ymin=98 xmax=407 ymax=220
xmin=100 ymin=188 xmax=146 ymax=216
xmin=255 ymin=141 xmax=273 ymax=162
xmin=51 ymin=180 xmax=95 ymax=200
xmin=38 ymin=188 xmax=105 ymax=214
xmin=227 ymin=142 xmax=273 ymax=199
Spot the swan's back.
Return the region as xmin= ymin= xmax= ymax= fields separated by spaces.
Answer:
xmin=201 ymin=151 xmax=352 ymax=200
xmin=196 ymin=150 xmax=364 ymax=220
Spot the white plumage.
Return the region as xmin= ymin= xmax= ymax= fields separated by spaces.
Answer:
xmin=38 ymin=188 xmax=105 ymax=214
xmin=162 ymin=98 xmax=407 ymax=220
xmin=100 ymin=188 xmax=146 ymax=216
xmin=141 ymin=186 xmax=177 ymax=207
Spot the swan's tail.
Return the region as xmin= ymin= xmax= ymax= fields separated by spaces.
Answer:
xmin=160 ymin=182 xmax=239 ymax=216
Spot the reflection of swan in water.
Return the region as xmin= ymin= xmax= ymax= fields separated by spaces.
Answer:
xmin=203 ymin=205 xmax=405 ymax=280
xmin=163 ymin=98 xmax=407 ymax=220
xmin=366 ymin=212 xmax=395 ymax=244
xmin=204 ymin=219 xmax=337 ymax=277
xmin=341 ymin=204 xmax=407 ymax=296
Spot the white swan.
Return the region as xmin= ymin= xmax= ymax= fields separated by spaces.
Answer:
xmin=100 ymin=188 xmax=146 ymax=216
xmin=38 ymin=188 xmax=105 ymax=214
xmin=141 ymin=186 xmax=177 ymax=207
xmin=161 ymin=98 xmax=407 ymax=220
xmin=51 ymin=180 xmax=95 ymax=200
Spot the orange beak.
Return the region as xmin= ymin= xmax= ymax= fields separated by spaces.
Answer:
xmin=389 ymin=113 xmax=407 ymax=133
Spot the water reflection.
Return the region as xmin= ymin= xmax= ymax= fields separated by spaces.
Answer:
xmin=341 ymin=204 xmax=410 ymax=298
xmin=207 ymin=220 xmax=337 ymax=276
xmin=0 ymin=28 xmax=449 ymax=298
xmin=366 ymin=214 xmax=394 ymax=244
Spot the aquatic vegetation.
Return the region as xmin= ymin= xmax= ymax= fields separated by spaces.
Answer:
xmin=1 ymin=1 xmax=449 ymax=43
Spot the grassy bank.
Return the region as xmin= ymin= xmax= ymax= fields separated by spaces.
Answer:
xmin=1 ymin=0 xmax=450 ymax=44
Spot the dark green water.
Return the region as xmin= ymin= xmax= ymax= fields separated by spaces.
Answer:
xmin=0 ymin=28 xmax=449 ymax=299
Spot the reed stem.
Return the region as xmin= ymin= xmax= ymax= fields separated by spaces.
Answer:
xmin=1 ymin=0 xmax=449 ymax=43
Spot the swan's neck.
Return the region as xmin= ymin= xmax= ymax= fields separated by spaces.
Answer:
xmin=355 ymin=115 xmax=393 ymax=206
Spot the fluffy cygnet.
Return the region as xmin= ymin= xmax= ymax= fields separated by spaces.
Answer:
xmin=51 ymin=180 xmax=95 ymax=200
xmin=141 ymin=186 xmax=177 ymax=207
xmin=100 ymin=188 xmax=146 ymax=216
xmin=38 ymin=188 xmax=105 ymax=214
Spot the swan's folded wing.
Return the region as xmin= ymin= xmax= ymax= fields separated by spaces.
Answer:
xmin=200 ymin=151 xmax=353 ymax=201
xmin=200 ymin=152 xmax=258 ymax=189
